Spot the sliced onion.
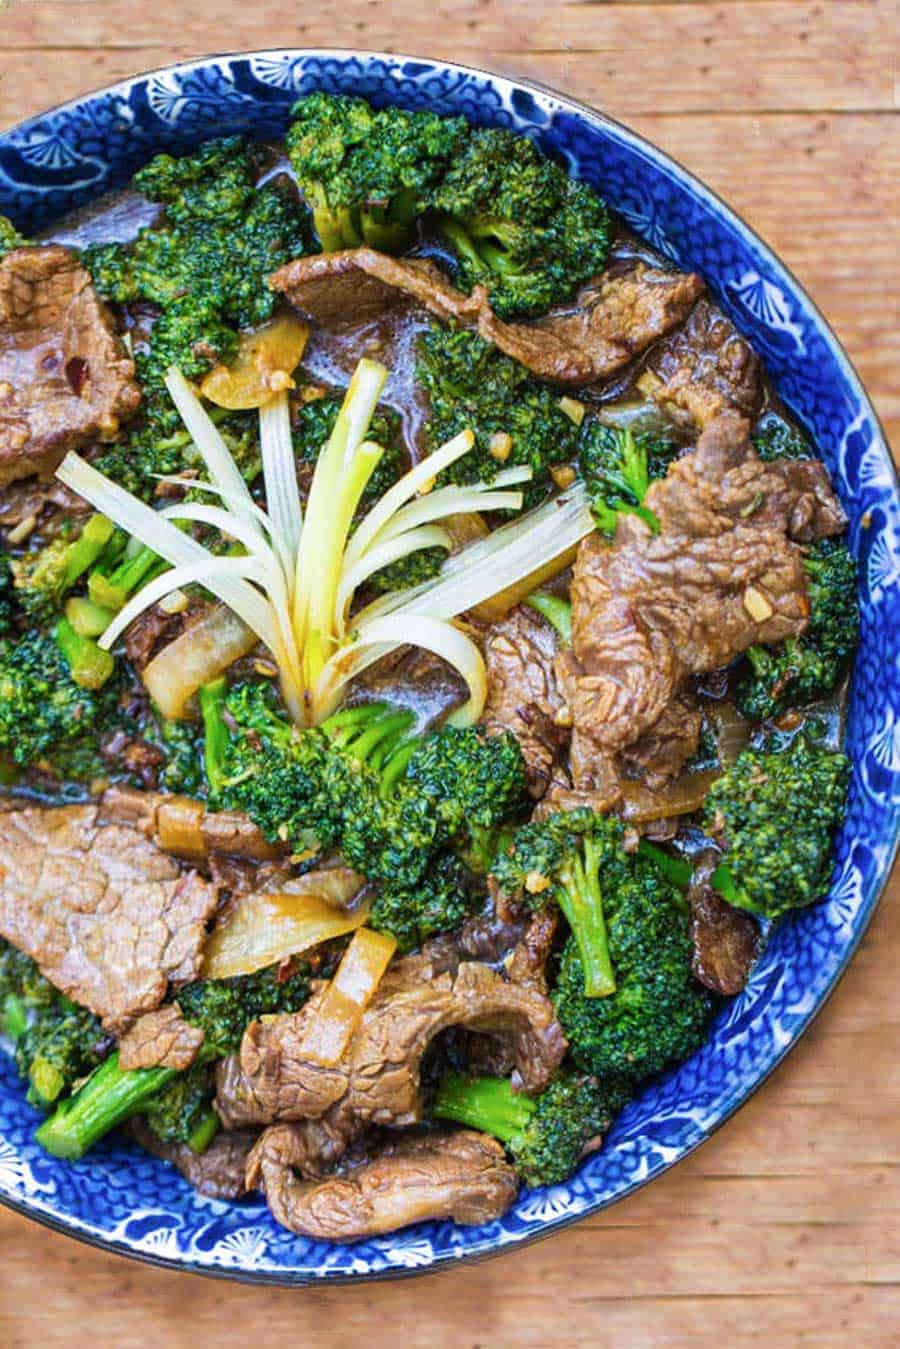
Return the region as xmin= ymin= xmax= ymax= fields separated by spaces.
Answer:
xmin=295 ymin=927 xmax=397 ymax=1066
xmin=200 ymin=315 xmax=309 ymax=410
xmin=336 ymin=524 xmax=451 ymax=633
xmin=355 ymin=482 xmax=593 ymax=630
xmin=202 ymin=888 xmax=370 ymax=980
xmin=315 ymin=613 xmax=486 ymax=725
xmin=142 ymin=604 xmax=259 ymax=720
xmin=619 ymin=771 xmax=720 ymax=823
xmin=470 ymin=545 xmax=578 ymax=622
xmin=259 ymin=391 xmax=303 ymax=570
xmin=164 ymin=367 xmax=263 ymax=539
xmin=343 ymin=429 xmax=475 ymax=570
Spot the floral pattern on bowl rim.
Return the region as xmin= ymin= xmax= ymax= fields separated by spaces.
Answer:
xmin=0 ymin=50 xmax=897 ymax=1284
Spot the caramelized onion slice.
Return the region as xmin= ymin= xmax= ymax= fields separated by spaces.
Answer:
xmin=619 ymin=771 xmax=720 ymax=823
xmin=142 ymin=604 xmax=258 ymax=720
xmin=203 ymin=881 xmax=369 ymax=980
xmin=296 ymin=927 xmax=397 ymax=1067
xmin=469 ymin=544 xmax=578 ymax=623
xmin=200 ymin=315 xmax=310 ymax=410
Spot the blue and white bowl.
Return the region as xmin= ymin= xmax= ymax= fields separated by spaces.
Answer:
xmin=0 ymin=50 xmax=897 ymax=1284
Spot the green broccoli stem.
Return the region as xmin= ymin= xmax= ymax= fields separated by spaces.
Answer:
xmin=186 ymin=1106 xmax=220 ymax=1155
xmin=64 ymin=595 xmax=118 ymax=639
xmin=524 ymin=591 xmax=572 ymax=646
xmin=54 ymin=617 xmax=115 ymax=690
xmin=322 ymin=702 xmax=419 ymax=793
xmin=199 ymin=676 xmax=229 ymax=794
xmin=432 ymin=1072 xmax=535 ymax=1142
xmin=558 ymin=838 xmax=616 ymax=998
xmin=638 ymin=839 xmax=745 ymax=914
xmin=63 ymin=514 xmax=116 ymax=587
xmin=88 ymin=542 xmax=167 ymax=612
xmin=636 ymin=840 xmax=693 ymax=890
xmin=35 ymin=1053 xmax=178 ymax=1160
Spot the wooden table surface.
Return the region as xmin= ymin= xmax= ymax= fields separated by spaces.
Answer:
xmin=0 ymin=2 xmax=897 ymax=1344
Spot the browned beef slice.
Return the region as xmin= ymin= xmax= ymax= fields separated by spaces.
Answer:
xmin=118 ymin=1003 xmax=205 ymax=1071
xmin=0 ymin=246 xmax=140 ymax=487
xmin=129 ymin=1119 xmax=255 ymax=1201
xmin=481 ymin=261 xmax=705 ymax=384
xmin=100 ymin=785 xmax=283 ymax=864
xmin=619 ymin=692 xmax=704 ymax=791
xmin=270 ymin=248 xmax=483 ymax=328
xmin=246 ymin=1126 xmax=518 ymax=1240
xmin=690 ymin=879 xmax=760 ymax=997
xmin=0 ymin=804 xmax=218 ymax=1032
xmin=272 ymin=248 xmax=703 ymax=386
xmin=558 ymin=413 xmax=843 ymax=794
xmin=215 ymin=958 xmax=565 ymax=1130
xmin=649 ymin=297 xmax=760 ymax=428
xmin=480 ymin=605 xmax=568 ymax=799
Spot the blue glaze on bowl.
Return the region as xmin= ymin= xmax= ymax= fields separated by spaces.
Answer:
xmin=0 ymin=51 xmax=897 ymax=1284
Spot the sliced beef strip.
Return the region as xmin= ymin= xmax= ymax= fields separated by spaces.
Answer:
xmin=100 ymin=786 xmax=283 ymax=865
xmin=215 ymin=957 xmax=565 ymax=1131
xmin=619 ymin=692 xmax=704 ymax=791
xmin=0 ymin=804 xmax=218 ymax=1032
xmin=688 ymin=852 xmax=760 ymax=996
xmin=117 ymin=1002 xmax=205 ymax=1072
xmin=479 ymin=605 xmax=569 ymax=799
xmin=272 ymin=248 xmax=704 ymax=386
xmin=480 ymin=260 xmax=705 ymax=384
xmin=128 ymin=1119 xmax=256 ymax=1202
xmin=0 ymin=246 xmax=140 ymax=487
xmin=271 ymin=248 xmax=482 ymax=329
xmin=248 ymin=1126 xmax=517 ymax=1240
xmin=648 ymin=297 xmax=760 ymax=429
xmin=556 ymin=413 xmax=845 ymax=803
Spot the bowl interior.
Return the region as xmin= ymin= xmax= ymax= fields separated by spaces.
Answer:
xmin=0 ymin=51 xmax=897 ymax=1283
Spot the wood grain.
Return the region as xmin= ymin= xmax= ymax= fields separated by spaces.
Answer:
xmin=0 ymin=3 xmax=897 ymax=1345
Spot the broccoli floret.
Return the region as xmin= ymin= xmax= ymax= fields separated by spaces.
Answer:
xmin=493 ymin=809 xmax=629 ymax=997
xmin=547 ymin=838 xmax=712 ymax=1082
xmin=141 ymin=1059 xmax=218 ymax=1151
xmin=406 ymin=724 xmax=528 ymax=843
xmin=417 ymin=324 xmax=580 ymax=500
xmin=0 ymin=940 xmax=107 ymax=1109
xmin=432 ymin=1069 xmax=631 ymax=1187
xmin=752 ymin=412 xmax=811 ymax=462
xmin=369 ymin=853 xmax=473 ymax=952
xmin=703 ymin=734 xmax=850 ymax=919
xmin=35 ymin=961 xmax=311 ymax=1160
xmin=9 ymin=514 xmax=116 ymax=624
xmin=0 ymin=215 xmax=26 ymax=259
xmin=214 ymin=688 xmax=525 ymax=903
xmin=154 ymin=715 xmax=204 ymax=796
xmin=95 ymin=406 xmax=260 ymax=503
xmin=286 ymin=92 xmax=467 ymax=253
xmin=0 ymin=630 xmax=120 ymax=776
xmin=86 ymin=138 xmax=308 ymax=491
xmin=434 ymin=126 xmax=610 ymax=319
xmin=176 ymin=961 xmax=312 ymax=1059
xmin=554 ymin=923 xmax=710 ymax=1086
xmin=736 ymin=538 xmax=858 ymax=722
xmin=86 ymin=535 xmax=165 ymax=612
xmin=132 ymin=135 xmax=265 ymax=226
xmin=14 ymin=999 xmax=107 ymax=1110
xmin=578 ymin=421 xmax=676 ymax=536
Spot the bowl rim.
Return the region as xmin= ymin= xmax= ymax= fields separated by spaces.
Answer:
xmin=0 ymin=46 xmax=897 ymax=1286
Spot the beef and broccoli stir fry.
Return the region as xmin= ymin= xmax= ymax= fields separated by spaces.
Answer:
xmin=0 ymin=94 xmax=856 ymax=1241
